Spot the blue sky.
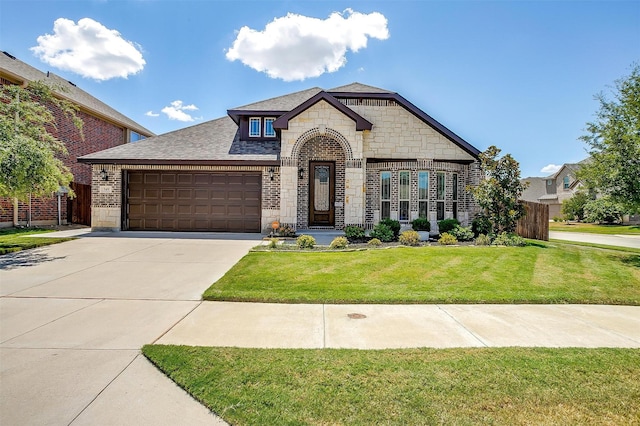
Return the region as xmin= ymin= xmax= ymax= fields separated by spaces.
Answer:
xmin=1 ymin=0 xmax=638 ymax=177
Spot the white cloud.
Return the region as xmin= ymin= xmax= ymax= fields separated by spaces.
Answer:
xmin=226 ymin=9 xmax=389 ymax=81
xmin=145 ymin=111 xmax=160 ymax=117
xmin=31 ymin=17 xmax=145 ymax=80
xmin=540 ymin=164 xmax=562 ymax=175
xmin=161 ymin=100 xmax=200 ymax=122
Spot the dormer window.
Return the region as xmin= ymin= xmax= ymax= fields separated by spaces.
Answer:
xmin=563 ymin=176 xmax=570 ymax=189
xmin=249 ymin=118 xmax=261 ymax=137
xmin=264 ymin=118 xmax=275 ymax=137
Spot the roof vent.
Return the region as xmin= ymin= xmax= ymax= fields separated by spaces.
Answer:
xmin=67 ymin=80 xmax=76 ymax=87
xmin=2 ymin=51 xmax=16 ymax=60
xmin=47 ymin=71 xmax=50 ymax=77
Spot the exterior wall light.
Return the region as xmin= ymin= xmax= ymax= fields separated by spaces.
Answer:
xmin=298 ymin=167 xmax=304 ymax=180
xmin=269 ymin=167 xmax=275 ymax=181
xmin=100 ymin=167 xmax=109 ymax=181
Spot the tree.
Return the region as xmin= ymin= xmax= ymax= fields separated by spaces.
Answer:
xmin=584 ymin=196 xmax=625 ymax=224
xmin=561 ymin=191 xmax=593 ymax=221
xmin=0 ymin=81 xmax=82 ymax=224
xmin=469 ymin=145 xmax=527 ymax=235
xmin=578 ymin=64 xmax=640 ymax=213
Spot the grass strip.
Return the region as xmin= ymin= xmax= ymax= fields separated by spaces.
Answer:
xmin=0 ymin=228 xmax=75 ymax=255
xmin=549 ymin=223 xmax=640 ymax=235
xmin=203 ymin=244 xmax=640 ymax=305
xmin=143 ymin=345 xmax=640 ymax=426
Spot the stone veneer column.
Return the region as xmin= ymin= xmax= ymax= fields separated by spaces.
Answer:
xmin=91 ymin=164 xmax=122 ymax=231
xmin=344 ymin=164 xmax=365 ymax=226
xmin=279 ymin=165 xmax=298 ymax=228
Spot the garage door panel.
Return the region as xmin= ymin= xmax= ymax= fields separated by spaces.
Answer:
xmin=127 ymin=171 xmax=261 ymax=232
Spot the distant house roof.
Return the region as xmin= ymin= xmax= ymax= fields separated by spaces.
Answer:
xmin=0 ymin=51 xmax=154 ymax=137
xmin=520 ymin=177 xmax=548 ymax=202
xmin=80 ymin=82 xmax=481 ymax=164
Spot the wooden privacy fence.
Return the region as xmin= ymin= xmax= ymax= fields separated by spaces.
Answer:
xmin=516 ymin=200 xmax=549 ymax=241
xmin=67 ymin=182 xmax=91 ymax=226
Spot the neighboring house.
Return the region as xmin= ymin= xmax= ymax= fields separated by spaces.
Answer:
xmin=0 ymin=51 xmax=154 ymax=227
xmin=79 ymin=83 xmax=482 ymax=233
xmin=521 ymin=161 xmax=587 ymax=218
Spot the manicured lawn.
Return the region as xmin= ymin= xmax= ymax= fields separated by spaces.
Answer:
xmin=203 ymin=243 xmax=640 ymax=305
xmin=0 ymin=227 xmax=75 ymax=255
xmin=143 ymin=345 xmax=640 ymax=426
xmin=549 ymin=222 xmax=640 ymax=235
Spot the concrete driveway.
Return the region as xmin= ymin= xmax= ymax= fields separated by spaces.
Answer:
xmin=0 ymin=231 xmax=260 ymax=426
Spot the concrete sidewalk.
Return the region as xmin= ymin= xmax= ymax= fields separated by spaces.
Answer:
xmin=158 ymin=302 xmax=640 ymax=349
xmin=549 ymin=231 xmax=640 ymax=248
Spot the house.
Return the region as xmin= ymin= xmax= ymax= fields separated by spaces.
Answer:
xmin=79 ymin=83 xmax=482 ymax=233
xmin=0 ymin=51 xmax=154 ymax=227
xmin=521 ymin=161 xmax=587 ymax=218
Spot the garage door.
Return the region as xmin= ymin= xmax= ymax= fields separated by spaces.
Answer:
xmin=126 ymin=171 xmax=261 ymax=232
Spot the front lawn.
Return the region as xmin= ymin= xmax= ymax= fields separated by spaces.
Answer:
xmin=549 ymin=222 xmax=640 ymax=235
xmin=203 ymin=243 xmax=640 ymax=305
xmin=0 ymin=227 xmax=75 ymax=255
xmin=143 ymin=345 xmax=640 ymax=426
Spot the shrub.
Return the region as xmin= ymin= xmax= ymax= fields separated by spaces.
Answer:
xmin=330 ymin=236 xmax=348 ymax=249
xmin=471 ymin=215 xmax=492 ymax=237
xmin=410 ymin=217 xmax=431 ymax=232
xmin=561 ymin=191 xmax=592 ymax=221
xmin=296 ymin=234 xmax=316 ymax=249
xmin=437 ymin=218 xmax=460 ymax=234
xmin=475 ymin=234 xmax=491 ymax=246
xmin=449 ymin=225 xmax=474 ymax=241
xmin=368 ymin=238 xmax=382 ymax=247
xmin=399 ymin=230 xmax=420 ymax=246
xmin=370 ymin=223 xmax=394 ymax=242
xmin=277 ymin=225 xmax=296 ymax=237
xmin=438 ymin=232 xmax=458 ymax=245
xmin=492 ymin=232 xmax=527 ymax=247
xmin=584 ymin=197 xmax=625 ymax=224
xmin=268 ymin=238 xmax=279 ymax=249
xmin=344 ymin=225 xmax=366 ymax=241
xmin=552 ymin=216 xmax=563 ymax=222
xmin=380 ymin=218 xmax=401 ymax=239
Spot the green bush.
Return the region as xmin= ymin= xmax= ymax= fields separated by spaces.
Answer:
xmin=561 ymin=191 xmax=592 ymax=221
xmin=370 ymin=223 xmax=394 ymax=242
xmin=330 ymin=236 xmax=348 ymax=249
xmin=475 ymin=234 xmax=491 ymax=246
xmin=437 ymin=218 xmax=460 ymax=234
xmin=471 ymin=215 xmax=492 ymax=237
xmin=449 ymin=225 xmax=474 ymax=241
xmin=552 ymin=216 xmax=564 ymax=222
xmin=296 ymin=234 xmax=316 ymax=249
xmin=492 ymin=232 xmax=527 ymax=247
xmin=438 ymin=232 xmax=458 ymax=245
xmin=410 ymin=217 xmax=431 ymax=231
xmin=380 ymin=218 xmax=401 ymax=239
xmin=584 ymin=197 xmax=625 ymax=224
xmin=344 ymin=225 xmax=366 ymax=241
xmin=399 ymin=230 xmax=421 ymax=246
xmin=367 ymin=238 xmax=382 ymax=247
xmin=268 ymin=238 xmax=279 ymax=249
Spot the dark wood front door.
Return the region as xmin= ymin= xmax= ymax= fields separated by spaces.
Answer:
xmin=309 ymin=161 xmax=335 ymax=226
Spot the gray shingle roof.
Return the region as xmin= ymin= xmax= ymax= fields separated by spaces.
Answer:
xmin=0 ymin=51 xmax=154 ymax=137
xmin=521 ymin=177 xmax=548 ymax=202
xmin=79 ymin=116 xmax=279 ymax=163
xmin=328 ymin=82 xmax=392 ymax=93
xmin=231 ymin=87 xmax=322 ymax=111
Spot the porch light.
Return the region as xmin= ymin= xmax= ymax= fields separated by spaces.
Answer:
xmin=269 ymin=167 xmax=275 ymax=181
xmin=298 ymin=167 xmax=304 ymax=180
xmin=99 ymin=167 xmax=109 ymax=181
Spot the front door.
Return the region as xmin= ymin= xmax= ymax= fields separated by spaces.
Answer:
xmin=309 ymin=161 xmax=335 ymax=226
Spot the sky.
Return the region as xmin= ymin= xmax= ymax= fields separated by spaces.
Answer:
xmin=1 ymin=0 xmax=638 ymax=178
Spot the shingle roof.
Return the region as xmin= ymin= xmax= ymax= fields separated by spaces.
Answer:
xmin=231 ymin=87 xmax=323 ymax=111
xmin=79 ymin=116 xmax=279 ymax=163
xmin=328 ymin=82 xmax=392 ymax=93
xmin=0 ymin=51 xmax=154 ymax=137
xmin=520 ymin=177 xmax=548 ymax=202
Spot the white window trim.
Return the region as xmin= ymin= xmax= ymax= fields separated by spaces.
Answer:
xmin=264 ymin=117 xmax=276 ymax=137
xmin=249 ymin=117 xmax=261 ymax=137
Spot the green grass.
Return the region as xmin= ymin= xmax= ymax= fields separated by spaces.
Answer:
xmin=549 ymin=222 xmax=640 ymax=235
xmin=203 ymin=244 xmax=640 ymax=305
xmin=143 ymin=345 xmax=640 ymax=426
xmin=0 ymin=227 xmax=75 ymax=255
xmin=549 ymin=239 xmax=640 ymax=254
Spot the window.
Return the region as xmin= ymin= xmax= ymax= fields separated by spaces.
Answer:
xmin=399 ymin=171 xmax=410 ymax=221
xmin=452 ymin=173 xmax=458 ymax=220
xmin=249 ymin=118 xmax=261 ymax=137
xmin=129 ymin=130 xmax=145 ymax=143
xmin=380 ymin=171 xmax=391 ymax=220
xmin=436 ymin=172 xmax=445 ymax=221
xmin=563 ymin=176 xmax=570 ymax=189
xmin=418 ymin=171 xmax=429 ymax=218
xmin=264 ymin=118 xmax=275 ymax=137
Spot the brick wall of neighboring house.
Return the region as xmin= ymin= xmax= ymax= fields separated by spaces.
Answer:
xmin=0 ymin=97 xmax=127 ymax=226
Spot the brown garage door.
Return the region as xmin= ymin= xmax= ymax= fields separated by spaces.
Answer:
xmin=126 ymin=171 xmax=261 ymax=232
